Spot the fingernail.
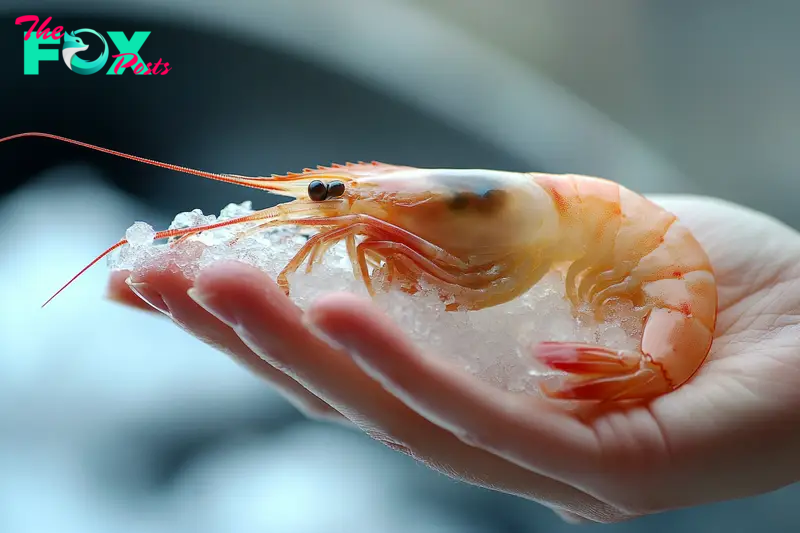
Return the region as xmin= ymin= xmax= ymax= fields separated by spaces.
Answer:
xmin=301 ymin=313 xmax=347 ymax=352
xmin=126 ymin=279 xmax=171 ymax=316
xmin=186 ymin=287 xmax=240 ymax=328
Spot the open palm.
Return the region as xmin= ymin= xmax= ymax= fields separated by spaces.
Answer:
xmin=110 ymin=195 xmax=800 ymax=523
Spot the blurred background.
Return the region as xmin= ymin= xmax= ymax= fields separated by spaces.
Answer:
xmin=2 ymin=1 xmax=800 ymax=532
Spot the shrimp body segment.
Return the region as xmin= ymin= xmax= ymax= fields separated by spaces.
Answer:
xmin=1 ymin=132 xmax=715 ymax=402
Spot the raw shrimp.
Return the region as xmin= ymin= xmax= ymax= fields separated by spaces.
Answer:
xmin=1 ymin=132 xmax=717 ymax=402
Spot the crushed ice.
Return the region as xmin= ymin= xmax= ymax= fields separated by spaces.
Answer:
xmin=108 ymin=202 xmax=642 ymax=395
xmin=124 ymin=222 xmax=156 ymax=247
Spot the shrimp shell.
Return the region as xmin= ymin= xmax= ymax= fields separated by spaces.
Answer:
xmin=1 ymin=133 xmax=716 ymax=402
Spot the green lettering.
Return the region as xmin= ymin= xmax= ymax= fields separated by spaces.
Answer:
xmin=23 ymin=33 xmax=59 ymax=75
xmin=106 ymin=31 xmax=150 ymax=75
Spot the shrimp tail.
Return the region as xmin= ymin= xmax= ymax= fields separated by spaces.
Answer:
xmin=533 ymin=342 xmax=670 ymax=401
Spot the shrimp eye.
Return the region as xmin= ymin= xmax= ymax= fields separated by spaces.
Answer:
xmin=327 ymin=180 xmax=346 ymax=198
xmin=308 ymin=180 xmax=328 ymax=201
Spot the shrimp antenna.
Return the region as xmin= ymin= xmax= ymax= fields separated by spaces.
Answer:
xmin=0 ymin=132 xmax=299 ymax=307
xmin=36 ymin=212 xmax=269 ymax=308
xmin=0 ymin=132 xmax=293 ymax=193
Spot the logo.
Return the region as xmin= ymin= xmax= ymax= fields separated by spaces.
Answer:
xmin=62 ymin=29 xmax=108 ymax=75
xmin=16 ymin=15 xmax=171 ymax=75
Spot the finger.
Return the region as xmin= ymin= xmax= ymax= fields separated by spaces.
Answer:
xmin=105 ymin=269 xmax=162 ymax=314
xmin=126 ymin=263 xmax=346 ymax=423
xmin=187 ymin=261 xmax=625 ymax=520
xmin=553 ymin=509 xmax=590 ymax=524
xmin=305 ymin=292 xmax=602 ymax=485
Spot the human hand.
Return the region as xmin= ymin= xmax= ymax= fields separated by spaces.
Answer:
xmin=108 ymin=195 xmax=800 ymax=523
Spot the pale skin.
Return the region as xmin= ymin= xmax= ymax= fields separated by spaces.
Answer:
xmin=108 ymin=195 xmax=800 ymax=523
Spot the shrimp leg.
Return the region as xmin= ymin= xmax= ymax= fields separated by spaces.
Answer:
xmin=228 ymin=214 xmax=472 ymax=268
xmin=274 ymin=222 xmax=505 ymax=295
xmin=274 ymin=224 xmax=379 ymax=293
xmin=358 ymin=241 xmax=506 ymax=287
xmin=224 ymin=213 xmax=497 ymax=294
xmin=360 ymin=241 xmax=556 ymax=311
xmin=306 ymin=236 xmax=378 ymax=276
xmin=306 ymin=239 xmax=339 ymax=273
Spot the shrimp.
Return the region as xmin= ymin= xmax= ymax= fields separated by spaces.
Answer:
xmin=0 ymin=132 xmax=717 ymax=402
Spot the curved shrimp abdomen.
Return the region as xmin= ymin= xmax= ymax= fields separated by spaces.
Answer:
xmin=635 ymin=221 xmax=718 ymax=388
xmin=531 ymin=175 xmax=718 ymax=401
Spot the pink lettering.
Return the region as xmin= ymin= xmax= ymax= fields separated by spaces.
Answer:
xmin=150 ymin=58 xmax=163 ymax=74
xmin=110 ymin=53 xmax=139 ymax=74
xmin=15 ymin=15 xmax=39 ymax=40
xmin=35 ymin=17 xmax=53 ymax=39
xmin=109 ymin=55 xmax=172 ymax=75
xmin=16 ymin=15 xmax=61 ymax=41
